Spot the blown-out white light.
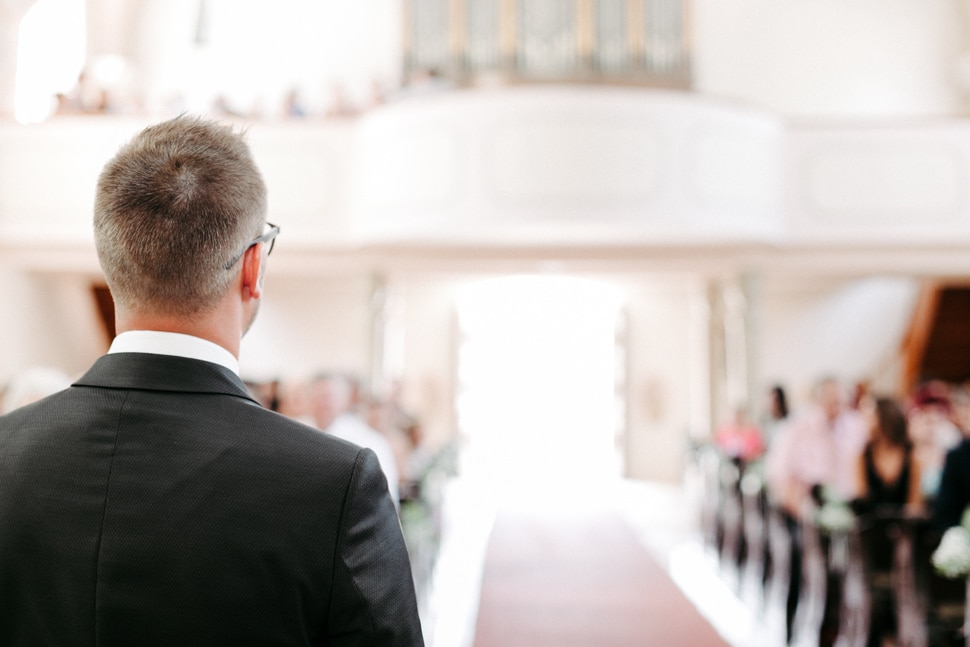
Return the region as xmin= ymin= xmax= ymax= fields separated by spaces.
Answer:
xmin=455 ymin=274 xmax=623 ymax=493
xmin=14 ymin=0 xmax=86 ymax=124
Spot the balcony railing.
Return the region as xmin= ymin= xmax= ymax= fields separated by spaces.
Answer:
xmin=403 ymin=0 xmax=691 ymax=88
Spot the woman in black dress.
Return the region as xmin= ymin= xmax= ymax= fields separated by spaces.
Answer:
xmin=852 ymin=396 xmax=922 ymax=647
xmin=855 ymin=396 xmax=922 ymax=512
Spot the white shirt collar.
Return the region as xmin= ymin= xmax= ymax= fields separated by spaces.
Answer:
xmin=108 ymin=330 xmax=240 ymax=375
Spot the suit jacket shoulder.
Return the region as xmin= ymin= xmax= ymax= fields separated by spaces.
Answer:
xmin=0 ymin=352 xmax=423 ymax=646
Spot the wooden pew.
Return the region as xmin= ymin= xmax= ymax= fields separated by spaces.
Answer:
xmin=791 ymin=518 xmax=834 ymax=647
xmin=910 ymin=518 xmax=967 ymax=647
xmin=763 ymin=501 xmax=796 ymax=645
xmin=835 ymin=510 xmax=929 ymax=647
xmin=696 ymin=443 xmax=723 ymax=554
xmin=740 ymin=466 xmax=770 ymax=609
xmin=831 ymin=509 xmax=970 ymax=647
xmin=716 ymin=456 xmax=746 ymax=589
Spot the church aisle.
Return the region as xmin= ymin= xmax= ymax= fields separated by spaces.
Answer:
xmin=471 ymin=505 xmax=731 ymax=647
xmin=419 ymin=477 xmax=772 ymax=647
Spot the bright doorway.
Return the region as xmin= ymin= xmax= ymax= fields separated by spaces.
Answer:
xmin=454 ymin=275 xmax=624 ymax=497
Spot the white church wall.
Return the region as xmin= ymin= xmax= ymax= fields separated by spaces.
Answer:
xmin=692 ymin=0 xmax=965 ymax=117
xmin=10 ymin=90 xmax=970 ymax=258
xmin=785 ymin=121 xmax=970 ymax=243
xmin=756 ymin=274 xmax=922 ymax=410
xmin=618 ymin=274 xmax=706 ymax=483
xmin=347 ymin=87 xmax=786 ymax=246
xmin=0 ymin=269 xmax=105 ymax=386
xmin=386 ymin=272 xmax=465 ymax=452
xmin=238 ymin=274 xmax=374 ymax=383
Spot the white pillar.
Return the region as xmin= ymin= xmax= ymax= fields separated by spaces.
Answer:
xmin=704 ymin=279 xmax=724 ymax=434
xmin=722 ymin=279 xmax=748 ymax=413
xmin=741 ymin=271 xmax=763 ymax=423
xmin=687 ymin=280 xmax=713 ymax=439
xmin=368 ymin=272 xmax=388 ymax=397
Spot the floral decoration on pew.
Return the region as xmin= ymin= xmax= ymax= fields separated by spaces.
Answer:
xmin=814 ymin=485 xmax=857 ymax=533
xmin=931 ymin=507 xmax=970 ymax=578
xmin=739 ymin=458 xmax=765 ymax=497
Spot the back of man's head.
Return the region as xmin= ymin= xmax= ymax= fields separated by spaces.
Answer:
xmin=94 ymin=115 xmax=267 ymax=317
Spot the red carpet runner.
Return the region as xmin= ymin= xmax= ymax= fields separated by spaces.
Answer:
xmin=472 ymin=508 xmax=730 ymax=647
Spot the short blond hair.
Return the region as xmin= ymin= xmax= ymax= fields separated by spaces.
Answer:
xmin=94 ymin=116 xmax=267 ymax=316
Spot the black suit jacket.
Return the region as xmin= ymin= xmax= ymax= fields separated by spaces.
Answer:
xmin=936 ymin=438 xmax=970 ymax=530
xmin=0 ymin=353 xmax=424 ymax=646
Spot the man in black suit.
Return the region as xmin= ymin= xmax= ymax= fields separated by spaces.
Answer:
xmin=936 ymin=437 xmax=970 ymax=530
xmin=0 ymin=116 xmax=424 ymax=646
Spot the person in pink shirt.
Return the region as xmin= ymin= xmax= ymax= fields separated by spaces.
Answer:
xmin=765 ymin=376 xmax=869 ymax=644
xmin=767 ymin=376 xmax=869 ymax=518
xmin=714 ymin=405 xmax=766 ymax=462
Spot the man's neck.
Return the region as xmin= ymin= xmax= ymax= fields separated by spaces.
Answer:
xmin=116 ymin=311 xmax=241 ymax=360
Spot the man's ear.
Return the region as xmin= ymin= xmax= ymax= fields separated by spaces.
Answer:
xmin=241 ymin=242 xmax=264 ymax=300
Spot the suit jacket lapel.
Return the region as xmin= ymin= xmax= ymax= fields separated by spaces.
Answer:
xmin=73 ymin=353 xmax=258 ymax=403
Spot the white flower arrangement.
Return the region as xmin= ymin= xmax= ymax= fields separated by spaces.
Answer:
xmin=932 ymin=507 xmax=970 ymax=578
xmin=815 ymin=498 xmax=857 ymax=533
xmin=812 ymin=485 xmax=857 ymax=533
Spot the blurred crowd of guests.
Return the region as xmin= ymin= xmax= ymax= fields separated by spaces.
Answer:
xmin=243 ymin=372 xmax=442 ymax=510
xmin=712 ymin=376 xmax=969 ymax=527
xmin=707 ymin=376 xmax=970 ymax=646
xmin=246 ymin=371 xmax=456 ymax=602
xmin=0 ymin=365 xmax=453 ymax=609
xmin=0 ymin=366 xmax=445 ymax=514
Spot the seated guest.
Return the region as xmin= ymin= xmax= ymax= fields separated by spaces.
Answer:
xmin=907 ymin=381 xmax=961 ymax=500
xmin=949 ymin=383 xmax=970 ymax=439
xmin=935 ymin=431 xmax=970 ymax=530
xmin=760 ymin=384 xmax=790 ymax=449
xmin=713 ymin=404 xmax=765 ymax=463
xmin=765 ymin=375 xmax=868 ymax=644
xmin=308 ymin=373 xmax=400 ymax=506
xmin=276 ymin=376 xmax=315 ymax=426
xmin=852 ymin=395 xmax=922 ymax=647
xmin=243 ymin=378 xmax=280 ymax=411
xmin=365 ymin=395 xmax=418 ymax=491
xmin=854 ymin=395 xmax=922 ymax=512
xmin=767 ymin=376 xmax=868 ymax=518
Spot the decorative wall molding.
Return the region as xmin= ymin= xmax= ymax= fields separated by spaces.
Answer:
xmin=4 ymin=87 xmax=970 ymax=274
